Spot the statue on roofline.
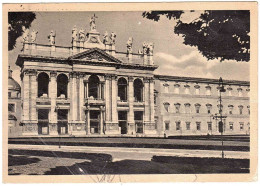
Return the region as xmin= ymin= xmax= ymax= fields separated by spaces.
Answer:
xmin=79 ymin=28 xmax=85 ymax=41
xmin=148 ymin=42 xmax=154 ymax=55
xmin=142 ymin=42 xmax=148 ymax=54
xmin=48 ymin=30 xmax=56 ymax=45
xmin=103 ymin=31 xmax=109 ymax=44
xmin=30 ymin=29 xmax=38 ymax=43
xmin=72 ymin=25 xmax=78 ymax=42
xmin=90 ymin=14 xmax=98 ymax=31
xmin=110 ymin=32 xmax=116 ymax=45
xmin=126 ymin=37 xmax=133 ymax=53
xmin=22 ymin=28 xmax=30 ymax=43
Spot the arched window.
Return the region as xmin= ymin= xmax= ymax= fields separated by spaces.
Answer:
xmin=195 ymin=103 xmax=201 ymax=113
xmin=88 ymin=75 xmax=100 ymax=99
xmin=174 ymin=103 xmax=181 ymax=113
xmin=118 ymin=77 xmax=127 ymax=101
xmin=163 ymin=102 xmax=170 ymax=112
xmin=38 ymin=72 xmax=49 ymax=97
xmin=57 ymin=74 xmax=68 ymax=98
xmin=206 ymin=103 xmax=212 ymax=114
xmin=134 ymin=78 xmax=143 ymax=102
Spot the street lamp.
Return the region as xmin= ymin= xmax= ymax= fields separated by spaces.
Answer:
xmin=218 ymin=77 xmax=226 ymax=158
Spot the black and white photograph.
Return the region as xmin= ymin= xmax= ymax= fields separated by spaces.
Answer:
xmin=3 ymin=2 xmax=257 ymax=183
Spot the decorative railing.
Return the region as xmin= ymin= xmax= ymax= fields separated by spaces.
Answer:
xmin=85 ymin=98 xmax=105 ymax=105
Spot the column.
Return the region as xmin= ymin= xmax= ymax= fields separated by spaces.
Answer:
xmin=79 ymin=73 xmax=85 ymax=122
xmin=111 ymin=75 xmax=118 ymax=124
xmin=128 ymin=76 xmax=135 ymax=134
xmin=86 ymin=106 xmax=90 ymax=134
xmin=105 ymin=75 xmax=111 ymax=122
xmin=70 ymin=72 xmax=78 ymax=122
xmin=100 ymin=106 xmax=104 ymax=134
xmin=144 ymin=77 xmax=150 ymax=123
xmin=22 ymin=71 xmax=30 ymax=131
xmin=30 ymin=70 xmax=37 ymax=122
xmin=150 ymin=78 xmax=155 ymax=124
xmin=49 ymin=71 xmax=58 ymax=135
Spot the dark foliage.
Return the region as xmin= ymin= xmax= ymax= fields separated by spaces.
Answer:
xmin=8 ymin=12 xmax=36 ymax=51
xmin=143 ymin=10 xmax=250 ymax=62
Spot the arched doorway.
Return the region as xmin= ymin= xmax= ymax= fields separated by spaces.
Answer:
xmin=57 ymin=74 xmax=68 ymax=98
xmin=38 ymin=72 xmax=49 ymax=97
xmin=134 ymin=78 xmax=143 ymax=102
xmin=88 ymin=75 xmax=100 ymax=99
xmin=118 ymin=77 xmax=127 ymax=101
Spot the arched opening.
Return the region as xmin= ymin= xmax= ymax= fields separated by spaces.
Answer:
xmin=118 ymin=77 xmax=127 ymax=101
xmin=57 ymin=74 xmax=68 ymax=98
xmin=88 ymin=75 xmax=100 ymax=99
xmin=134 ymin=78 xmax=143 ymax=102
xmin=38 ymin=72 xmax=49 ymax=97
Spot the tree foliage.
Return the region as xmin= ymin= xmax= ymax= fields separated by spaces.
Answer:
xmin=8 ymin=12 xmax=36 ymax=51
xmin=143 ymin=11 xmax=250 ymax=62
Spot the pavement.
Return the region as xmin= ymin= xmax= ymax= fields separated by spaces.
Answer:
xmin=8 ymin=144 xmax=249 ymax=160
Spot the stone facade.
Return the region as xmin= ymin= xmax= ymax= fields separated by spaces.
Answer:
xmin=154 ymin=75 xmax=250 ymax=136
xmin=13 ymin=17 xmax=250 ymax=137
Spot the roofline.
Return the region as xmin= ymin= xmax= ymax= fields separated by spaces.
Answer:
xmin=154 ymin=74 xmax=250 ymax=86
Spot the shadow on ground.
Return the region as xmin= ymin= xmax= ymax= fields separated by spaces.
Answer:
xmin=8 ymin=149 xmax=249 ymax=175
xmin=8 ymin=154 xmax=40 ymax=166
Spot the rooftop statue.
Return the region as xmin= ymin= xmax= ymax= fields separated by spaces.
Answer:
xmin=22 ymin=28 xmax=30 ymax=43
xmin=127 ymin=37 xmax=133 ymax=53
xmin=72 ymin=25 xmax=78 ymax=41
xmin=143 ymin=42 xmax=148 ymax=54
xmin=48 ymin=30 xmax=56 ymax=45
xmin=110 ymin=32 xmax=116 ymax=45
xmin=90 ymin=14 xmax=98 ymax=31
xmin=79 ymin=28 xmax=85 ymax=41
xmin=103 ymin=31 xmax=109 ymax=44
xmin=148 ymin=42 xmax=154 ymax=55
xmin=30 ymin=29 xmax=38 ymax=43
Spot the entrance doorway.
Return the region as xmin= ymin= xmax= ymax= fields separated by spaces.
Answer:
xmin=134 ymin=111 xmax=143 ymax=133
xmin=118 ymin=111 xmax=128 ymax=134
xmin=90 ymin=110 xmax=100 ymax=134
xmin=38 ymin=109 xmax=49 ymax=135
xmin=57 ymin=109 xmax=68 ymax=135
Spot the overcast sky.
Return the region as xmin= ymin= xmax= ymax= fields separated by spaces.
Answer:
xmin=9 ymin=11 xmax=250 ymax=84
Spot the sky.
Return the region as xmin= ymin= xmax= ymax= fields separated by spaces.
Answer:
xmin=9 ymin=11 xmax=250 ymax=84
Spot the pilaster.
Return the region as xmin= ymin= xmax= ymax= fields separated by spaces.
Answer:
xmin=49 ymin=71 xmax=58 ymax=135
xmin=128 ymin=76 xmax=135 ymax=134
xmin=111 ymin=75 xmax=118 ymax=123
xmin=105 ymin=75 xmax=111 ymax=123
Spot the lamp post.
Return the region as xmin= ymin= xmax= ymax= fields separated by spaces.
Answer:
xmin=218 ymin=77 xmax=226 ymax=158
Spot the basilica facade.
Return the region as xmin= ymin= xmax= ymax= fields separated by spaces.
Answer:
xmin=12 ymin=16 xmax=250 ymax=137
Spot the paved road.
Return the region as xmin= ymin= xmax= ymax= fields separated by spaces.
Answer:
xmin=9 ymin=137 xmax=249 ymax=146
xmin=9 ymin=144 xmax=249 ymax=160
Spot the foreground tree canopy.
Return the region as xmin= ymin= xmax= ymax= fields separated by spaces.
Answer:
xmin=8 ymin=12 xmax=36 ymax=51
xmin=143 ymin=11 xmax=250 ymax=62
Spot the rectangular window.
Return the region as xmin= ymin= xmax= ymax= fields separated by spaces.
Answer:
xmin=8 ymin=92 xmax=11 ymax=98
xmin=196 ymin=108 xmax=200 ymax=114
xmin=196 ymin=122 xmax=201 ymax=131
xmin=208 ymin=109 xmax=211 ymax=114
xmin=240 ymin=123 xmax=244 ymax=130
xmin=229 ymin=110 xmax=233 ymax=115
xmin=229 ymin=123 xmax=234 ymax=130
xmin=208 ymin=122 xmax=212 ymax=130
xmin=8 ymin=104 xmax=15 ymax=112
xmin=176 ymin=122 xmax=180 ymax=130
xmin=165 ymin=122 xmax=170 ymax=131
xmin=186 ymin=122 xmax=190 ymax=130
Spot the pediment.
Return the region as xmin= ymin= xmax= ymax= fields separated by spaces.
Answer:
xmin=68 ymin=48 xmax=121 ymax=63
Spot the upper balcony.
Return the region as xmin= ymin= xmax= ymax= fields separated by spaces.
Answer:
xmin=85 ymin=97 xmax=105 ymax=106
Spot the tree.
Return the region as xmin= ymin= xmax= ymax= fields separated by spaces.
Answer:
xmin=143 ymin=11 xmax=250 ymax=62
xmin=8 ymin=12 xmax=36 ymax=51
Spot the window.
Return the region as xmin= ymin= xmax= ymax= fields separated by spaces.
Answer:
xmin=194 ymin=85 xmax=200 ymax=95
xmin=165 ymin=121 xmax=170 ymax=131
xmin=227 ymin=87 xmax=232 ymax=96
xmin=246 ymin=88 xmax=250 ymax=97
xmin=195 ymin=103 xmax=201 ymax=114
xmin=238 ymin=105 xmax=243 ymax=115
xmin=206 ymin=104 xmax=212 ymax=114
xmin=208 ymin=122 xmax=212 ymax=131
xmin=163 ymin=83 xmax=169 ymax=93
xmin=184 ymin=85 xmax=190 ymax=94
xmin=247 ymin=106 xmax=250 ymax=115
xmin=229 ymin=122 xmax=234 ymax=130
xmin=118 ymin=77 xmax=128 ymax=101
xmin=174 ymin=84 xmax=180 ymax=94
xmin=186 ymin=122 xmax=191 ymax=130
xmin=184 ymin=103 xmax=191 ymax=114
xmin=57 ymin=74 xmax=69 ymax=98
xmin=240 ymin=122 xmax=244 ymax=130
xmin=237 ymin=87 xmax=243 ymax=97
xmin=163 ymin=102 xmax=170 ymax=112
xmin=174 ymin=103 xmax=181 ymax=113
xmin=228 ymin=105 xmax=234 ymax=115
xmin=8 ymin=92 xmax=11 ymax=98
xmin=196 ymin=122 xmax=201 ymax=131
xmin=38 ymin=72 xmax=49 ymax=97
xmin=8 ymin=104 xmax=15 ymax=112
xmin=205 ymin=86 xmax=211 ymax=96
xmin=176 ymin=121 xmax=181 ymax=130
